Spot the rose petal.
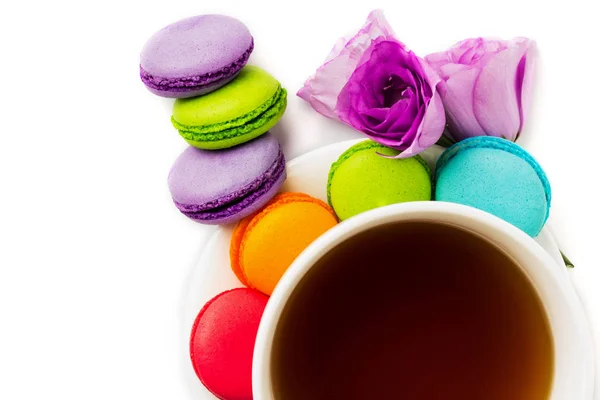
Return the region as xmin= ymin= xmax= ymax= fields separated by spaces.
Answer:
xmin=439 ymin=63 xmax=471 ymax=79
xmin=297 ymin=55 xmax=358 ymax=119
xmin=387 ymin=95 xmax=419 ymax=131
xmin=325 ymin=36 xmax=353 ymax=64
xmin=362 ymin=107 xmax=391 ymax=122
xmin=516 ymin=40 xmax=536 ymax=134
xmin=370 ymin=94 xmax=417 ymax=133
xmin=419 ymin=92 xmax=446 ymax=147
xmin=424 ymin=51 xmax=452 ymax=75
xmin=386 ymin=69 xmax=420 ymax=105
xmin=482 ymin=39 xmax=507 ymax=53
xmin=297 ymin=10 xmax=395 ymax=119
xmin=386 ymin=59 xmax=445 ymax=158
xmin=415 ymin=55 xmax=436 ymax=98
xmin=442 ymin=67 xmax=487 ymax=140
xmin=458 ymin=46 xmax=480 ymax=64
xmin=394 ymin=92 xmax=445 ymax=158
xmin=473 ymin=45 xmax=529 ymax=140
xmin=427 ymin=38 xmax=510 ymax=73
xmin=451 ymin=38 xmax=482 ymax=62
xmin=358 ymin=71 xmax=386 ymax=109
xmin=365 ymin=105 xmax=425 ymax=150
xmin=359 ymin=60 xmax=399 ymax=107
xmin=362 ymin=42 xmax=421 ymax=108
xmin=378 ymin=105 xmax=426 ymax=150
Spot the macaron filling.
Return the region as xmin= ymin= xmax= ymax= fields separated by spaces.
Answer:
xmin=435 ymin=136 xmax=551 ymax=223
xmin=172 ymin=86 xmax=287 ymax=142
xmin=173 ymin=149 xmax=286 ymax=221
xmin=140 ymin=40 xmax=254 ymax=93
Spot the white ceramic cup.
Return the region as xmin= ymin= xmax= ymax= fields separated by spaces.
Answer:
xmin=252 ymin=201 xmax=594 ymax=399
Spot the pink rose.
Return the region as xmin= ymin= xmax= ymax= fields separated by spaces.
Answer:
xmin=298 ymin=10 xmax=445 ymax=158
xmin=426 ymin=38 xmax=535 ymax=142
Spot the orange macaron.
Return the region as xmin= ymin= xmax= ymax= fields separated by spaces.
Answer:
xmin=230 ymin=192 xmax=338 ymax=295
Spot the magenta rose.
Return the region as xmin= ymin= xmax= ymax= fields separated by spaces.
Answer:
xmin=298 ymin=10 xmax=445 ymax=158
xmin=426 ymin=38 xmax=535 ymax=142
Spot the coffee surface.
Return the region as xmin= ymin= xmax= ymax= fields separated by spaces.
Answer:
xmin=271 ymin=221 xmax=553 ymax=399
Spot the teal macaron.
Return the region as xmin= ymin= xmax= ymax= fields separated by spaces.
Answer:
xmin=171 ymin=66 xmax=287 ymax=149
xmin=435 ymin=136 xmax=551 ymax=237
xmin=327 ymin=140 xmax=432 ymax=221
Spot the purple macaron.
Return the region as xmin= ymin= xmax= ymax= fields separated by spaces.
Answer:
xmin=140 ymin=15 xmax=253 ymax=98
xmin=168 ymin=133 xmax=286 ymax=225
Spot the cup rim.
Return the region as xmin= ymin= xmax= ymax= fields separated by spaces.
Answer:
xmin=252 ymin=201 xmax=594 ymax=399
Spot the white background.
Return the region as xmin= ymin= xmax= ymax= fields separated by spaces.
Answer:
xmin=0 ymin=0 xmax=598 ymax=398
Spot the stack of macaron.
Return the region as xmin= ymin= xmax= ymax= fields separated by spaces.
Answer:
xmin=184 ymin=192 xmax=337 ymax=399
xmin=140 ymin=15 xmax=341 ymax=399
xmin=140 ymin=14 xmax=288 ymax=225
xmin=189 ymin=192 xmax=338 ymax=399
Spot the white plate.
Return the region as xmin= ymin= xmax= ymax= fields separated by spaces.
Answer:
xmin=179 ymin=139 xmax=569 ymax=399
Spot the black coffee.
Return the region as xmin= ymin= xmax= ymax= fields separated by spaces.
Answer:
xmin=271 ymin=221 xmax=553 ymax=399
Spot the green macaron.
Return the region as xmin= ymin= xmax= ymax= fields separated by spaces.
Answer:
xmin=327 ymin=140 xmax=432 ymax=220
xmin=171 ymin=66 xmax=287 ymax=149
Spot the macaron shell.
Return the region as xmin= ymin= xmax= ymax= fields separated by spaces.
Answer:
xmin=328 ymin=141 xmax=432 ymax=221
xmin=168 ymin=133 xmax=282 ymax=206
xmin=232 ymin=193 xmax=337 ymax=295
xmin=141 ymin=15 xmax=252 ymax=80
xmin=190 ymin=288 xmax=268 ymax=400
xmin=230 ymin=217 xmax=253 ymax=285
xmin=435 ymin=138 xmax=550 ymax=237
xmin=230 ymin=193 xmax=312 ymax=284
xmin=172 ymin=66 xmax=280 ymax=127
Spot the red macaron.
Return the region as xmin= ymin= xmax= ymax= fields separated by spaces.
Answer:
xmin=189 ymin=288 xmax=269 ymax=399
